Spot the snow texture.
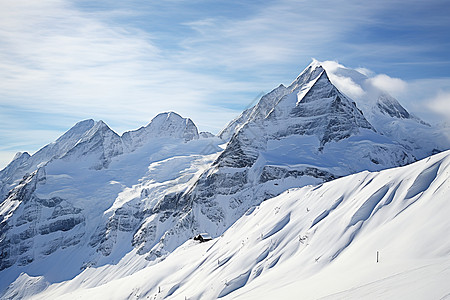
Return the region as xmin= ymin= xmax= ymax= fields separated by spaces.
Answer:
xmin=6 ymin=149 xmax=449 ymax=300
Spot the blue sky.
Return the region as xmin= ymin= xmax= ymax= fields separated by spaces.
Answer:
xmin=1 ymin=0 xmax=450 ymax=169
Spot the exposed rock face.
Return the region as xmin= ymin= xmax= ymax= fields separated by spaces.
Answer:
xmin=30 ymin=119 xmax=97 ymax=165
xmin=376 ymin=93 xmax=411 ymax=119
xmin=89 ymin=203 xmax=144 ymax=256
xmin=0 ymin=112 xmax=199 ymax=200
xmin=0 ymin=167 xmax=85 ymax=270
xmin=318 ymin=61 xmax=444 ymax=159
xmin=0 ymin=111 xmax=206 ymax=276
xmin=142 ymin=61 xmax=418 ymax=258
xmin=218 ymin=84 xmax=289 ymax=141
xmin=0 ymin=152 xmax=30 ymax=194
xmin=199 ymin=131 xmax=215 ymax=139
xmin=61 ymin=120 xmax=124 ymax=170
xmin=0 ymin=120 xmax=96 ymax=200
xmin=280 ymin=71 xmax=374 ymax=146
xmin=259 ymin=166 xmax=336 ymax=183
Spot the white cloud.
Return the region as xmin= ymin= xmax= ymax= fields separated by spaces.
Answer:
xmin=320 ymin=60 xmax=366 ymax=99
xmin=355 ymin=67 xmax=373 ymax=77
xmin=314 ymin=60 xmax=450 ymax=127
xmin=426 ymin=91 xmax=450 ymax=122
xmin=179 ymin=1 xmax=371 ymax=71
xmin=389 ymin=77 xmax=450 ymax=124
xmin=320 ymin=61 xmax=346 ymax=74
xmin=328 ymin=73 xmax=366 ymax=100
xmin=366 ymin=74 xmax=407 ymax=96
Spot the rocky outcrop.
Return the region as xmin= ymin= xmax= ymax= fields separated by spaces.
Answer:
xmin=144 ymin=61 xmax=419 ymax=257
xmin=0 ymin=169 xmax=84 ymax=270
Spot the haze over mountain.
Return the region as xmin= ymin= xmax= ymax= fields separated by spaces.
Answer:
xmin=0 ymin=60 xmax=449 ymax=299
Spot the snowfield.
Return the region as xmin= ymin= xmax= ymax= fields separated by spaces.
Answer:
xmin=7 ymin=149 xmax=448 ymax=300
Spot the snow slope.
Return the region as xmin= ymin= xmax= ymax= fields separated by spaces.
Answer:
xmin=0 ymin=112 xmax=222 ymax=292
xmin=20 ymin=149 xmax=450 ymax=300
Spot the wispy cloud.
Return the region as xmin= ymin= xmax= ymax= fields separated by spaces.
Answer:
xmin=1 ymin=0 xmax=450 ymax=168
xmin=402 ymin=78 xmax=450 ymax=124
xmin=0 ymin=1 xmax=258 ymax=133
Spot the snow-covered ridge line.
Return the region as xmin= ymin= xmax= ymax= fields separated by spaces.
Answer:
xmin=20 ymin=149 xmax=450 ymax=299
xmin=0 ymin=111 xmax=221 ymax=293
xmin=0 ymin=112 xmax=202 ymax=198
xmin=145 ymin=59 xmax=434 ymax=261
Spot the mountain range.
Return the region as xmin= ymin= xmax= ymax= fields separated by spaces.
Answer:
xmin=0 ymin=60 xmax=449 ymax=299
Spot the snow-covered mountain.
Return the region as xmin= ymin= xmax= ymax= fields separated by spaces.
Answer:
xmin=1 ymin=60 xmax=449 ymax=299
xmin=0 ymin=112 xmax=222 ymax=292
xmin=122 ymin=112 xmax=199 ymax=152
xmin=144 ymin=60 xmax=446 ymax=259
xmin=6 ymin=148 xmax=450 ymax=299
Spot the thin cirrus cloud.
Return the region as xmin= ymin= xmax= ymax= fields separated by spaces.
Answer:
xmin=1 ymin=0 xmax=450 ymax=168
xmin=0 ymin=1 xmax=258 ymax=131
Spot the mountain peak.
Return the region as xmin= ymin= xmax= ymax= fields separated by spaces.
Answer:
xmin=154 ymin=111 xmax=181 ymax=121
xmin=75 ymin=118 xmax=95 ymax=126
xmin=308 ymin=57 xmax=323 ymax=69
xmin=219 ymin=60 xmax=372 ymax=145
xmin=122 ymin=111 xmax=199 ymax=152
xmin=146 ymin=111 xmax=198 ymax=141
xmin=78 ymin=119 xmax=117 ymax=139
xmin=376 ymin=93 xmax=410 ymax=119
xmin=288 ymin=59 xmax=326 ymax=91
xmin=267 ymin=65 xmax=375 ymax=147
xmin=96 ymin=119 xmax=107 ymax=126
xmin=54 ymin=119 xmax=95 ymax=144
xmin=12 ymin=151 xmax=30 ymax=162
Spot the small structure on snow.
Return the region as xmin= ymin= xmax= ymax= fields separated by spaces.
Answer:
xmin=193 ymin=233 xmax=212 ymax=242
